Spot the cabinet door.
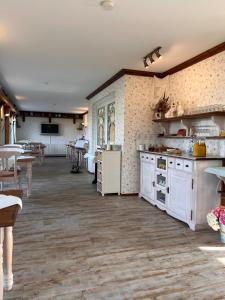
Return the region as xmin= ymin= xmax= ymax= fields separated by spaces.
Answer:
xmin=167 ymin=169 xmax=192 ymax=222
xmin=140 ymin=161 xmax=155 ymax=201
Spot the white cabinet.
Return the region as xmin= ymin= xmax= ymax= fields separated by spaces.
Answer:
xmin=139 ymin=151 xmax=222 ymax=230
xmin=139 ymin=154 xmax=155 ymax=204
xmin=167 ymin=168 xmax=192 ymax=224
xmin=97 ymin=150 xmax=121 ymax=196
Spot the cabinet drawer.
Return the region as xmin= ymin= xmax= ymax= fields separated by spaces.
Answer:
xmin=97 ymin=151 xmax=102 ymax=161
xmin=97 ymin=161 xmax=102 ymax=171
xmin=155 ymin=188 xmax=167 ymax=210
xmin=156 ymin=155 xmax=167 ymax=172
xmin=183 ymin=160 xmax=193 ymax=173
xmin=145 ymin=154 xmax=151 ymax=162
xmin=97 ymin=181 xmax=102 ymax=192
xmin=175 ymin=159 xmax=183 ymax=170
xmin=168 ymin=157 xmax=175 ymax=168
xmin=156 ymin=171 xmax=167 ymax=188
xmin=149 ymin=155 xmax=155 ymax=163
xmin=140 ymin=153 xmax=146 ymax=161
xmin=97 ymin=171 xmax=102 ymax=182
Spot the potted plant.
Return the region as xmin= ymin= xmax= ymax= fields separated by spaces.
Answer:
xmin=207 ymin=206 xmax=225 ymax=243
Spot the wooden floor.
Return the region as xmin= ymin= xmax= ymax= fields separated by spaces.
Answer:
xmin=4 ymin=158 xmax=225 ymax=300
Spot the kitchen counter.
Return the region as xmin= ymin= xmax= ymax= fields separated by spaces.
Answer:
xmin=138 ymin=150 xmax=225 ymax=161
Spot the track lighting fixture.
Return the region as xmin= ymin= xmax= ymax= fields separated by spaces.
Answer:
xmin=149 ymin=55 xmax=155 ymax=64
xmin=100 ymin=0 xmax=114 ymax=10
xmin=143 ymin=58 xmax=149 ymax=69
xmin=155 ymin=47 xmax=162 ymax=59
xmin=143 ymin=46 xmax=162 ymax=69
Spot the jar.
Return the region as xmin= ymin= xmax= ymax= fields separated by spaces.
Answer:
xmin=192 ymin=139 xmax=206 ymax=157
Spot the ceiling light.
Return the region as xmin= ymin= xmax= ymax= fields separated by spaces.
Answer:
xmin=143 ymin=46 xmax=162 ymax=69
xmin=15 ymin=95 xmax=27 ymax=101
xmin=100 ymin=0 xmax=114 ymax=10
xmin=143 ymin=58 xmax=149 ymax=69
xmin=155 ymin=47 xmax=162 ymax=59
xmin=149 ymin=55 xmax=155 ymax=64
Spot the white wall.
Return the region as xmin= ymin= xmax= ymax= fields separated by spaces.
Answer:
xmin=17 ymin=117 xmax=84 ymax=155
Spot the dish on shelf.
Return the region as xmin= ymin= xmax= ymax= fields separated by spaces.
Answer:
xmin=166 ymin=148 xmax=182 ymax=155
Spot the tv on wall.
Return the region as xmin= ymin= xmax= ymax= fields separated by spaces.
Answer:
xmin=41 ymin=124 xmax=59 ymax=135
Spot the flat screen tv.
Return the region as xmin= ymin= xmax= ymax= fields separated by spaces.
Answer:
xmin=41 ymin=124 xmax=59 ymax=135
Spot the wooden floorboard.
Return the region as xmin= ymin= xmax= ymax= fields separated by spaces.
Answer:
xmin=4 ymin=158 xmax=225 ymax=300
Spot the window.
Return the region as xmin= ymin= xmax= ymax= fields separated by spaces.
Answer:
xmin=107 ymin=102 xmax=115 ymax=144
xmin=97 ymin=106 xmax=105 ymax=146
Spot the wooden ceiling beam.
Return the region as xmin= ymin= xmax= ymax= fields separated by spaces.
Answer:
xmin=19 ymin=111 xmax=84 ymax=120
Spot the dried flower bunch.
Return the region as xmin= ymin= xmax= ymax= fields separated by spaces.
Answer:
xmin=207 ymin=206 xmax=225 ymax=231
xmin=152 ymin=93 xmax=170 ymax=113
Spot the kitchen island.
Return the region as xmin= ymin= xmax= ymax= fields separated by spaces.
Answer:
xmin=139 ymin=150 xmax=225 ymax=230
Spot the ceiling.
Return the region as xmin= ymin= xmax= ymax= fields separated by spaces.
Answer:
xmin=0 ymin=0 xmax=225 ymax=113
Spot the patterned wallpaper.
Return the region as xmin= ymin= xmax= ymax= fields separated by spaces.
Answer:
xmin=88 ymin=50 xmax=225 ymax=194
xmin=161 ymin=50 xmax=225 ymax=156
xmin=169 ymin=51 xmax=225 ymax=110
xmin=122 ymin=75 xmax=157 ymax=193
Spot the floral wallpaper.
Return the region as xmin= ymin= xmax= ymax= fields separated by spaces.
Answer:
xmin=169 ymin=51 xmax=225 ymax=110
xmin=162 ymin=50 xmax=225 ymax=156
xmin=88 ymin=50 xmax=225 ymax=194
xmin=122 ymin=75 xmax=158 ymax=193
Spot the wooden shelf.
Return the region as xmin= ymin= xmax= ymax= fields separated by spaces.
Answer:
xmin=158 ymin=135 xmax=225 ymax=139
xmin=153 ymin=111 xmax=225 ymax=122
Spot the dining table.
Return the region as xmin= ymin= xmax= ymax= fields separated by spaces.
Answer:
xmin=17 ymin=156 xmax=36 ymax=197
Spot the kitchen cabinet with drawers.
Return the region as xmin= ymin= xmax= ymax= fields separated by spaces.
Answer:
xmin=139 ymin=151 xmax=223 ymax=230
xmin=97 ymin=150 xmax=121 ymax=196
xmin=140 ymin=153 xmax=155 ymax=205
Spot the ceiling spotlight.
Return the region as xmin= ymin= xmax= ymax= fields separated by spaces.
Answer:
xmin=143 ymin=58 xmax=149 ymax=69
xmin=149 ymin=55 xmax=155 ymax=64
xmin=142 ymin=46 xmax=162 ymax=69
xmin=155 ymin=47 xmax=162 ymax=59
xmin=100 ymin=0 xmax=114 ymax=10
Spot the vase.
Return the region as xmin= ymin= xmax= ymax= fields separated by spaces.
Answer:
xmin=220 ymin=223 xmax=225 ymax=243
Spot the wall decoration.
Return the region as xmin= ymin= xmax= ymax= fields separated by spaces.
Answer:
xmin=97 ymin=106 xmax=105 ymax=146
xmin=165 ymin=101 xmax=177 ymax=118
xmin=107 ymin=102 xmax=115 ymax=144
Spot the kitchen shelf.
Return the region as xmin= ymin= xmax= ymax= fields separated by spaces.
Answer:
xmin=153 ymin=111 xmax=225 ymax=136
xmin=158 ymin=135 xmax=225 ymax=139
xmin=153 ymin=111 xmax=225 ymax=122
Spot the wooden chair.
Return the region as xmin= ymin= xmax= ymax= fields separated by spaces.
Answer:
xmin=0 ymin=149 xmax=22 ymax=190
xmin=0 ymin=192 xmax=22 ymax=298
xmin=25 ymin=142 xmax=45 ymax=164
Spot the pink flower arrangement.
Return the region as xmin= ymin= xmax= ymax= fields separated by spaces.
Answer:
xmin=207 ymin=206 xmax=225 ymax=231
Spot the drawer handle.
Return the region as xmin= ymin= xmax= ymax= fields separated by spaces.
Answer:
xmin=146 ymin=157 xmax=149 ymax=159
xmin=185 ymin=165 xmax=189 ymax=167
xmin=169 ymin=162 xmax=173 ymax=164
xmin=177 ymin=163 xmax=181 ymax=166
xmin=152 ymin=181 xmax=155 ymax=187
xmin=151 ymin=158 xmax=154 ymax=160
xmin=141 ymin=156 xmax=144 ymax=158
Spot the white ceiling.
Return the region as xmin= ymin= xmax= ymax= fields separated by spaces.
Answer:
xmin=0 ymin=0 xmax=225 ymax=113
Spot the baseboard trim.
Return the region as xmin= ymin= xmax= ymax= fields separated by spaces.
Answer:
xmin=121 ymin=193 xmax=139 ymax=196
xmin=44 ymin=155 xmax=66 ymax=157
